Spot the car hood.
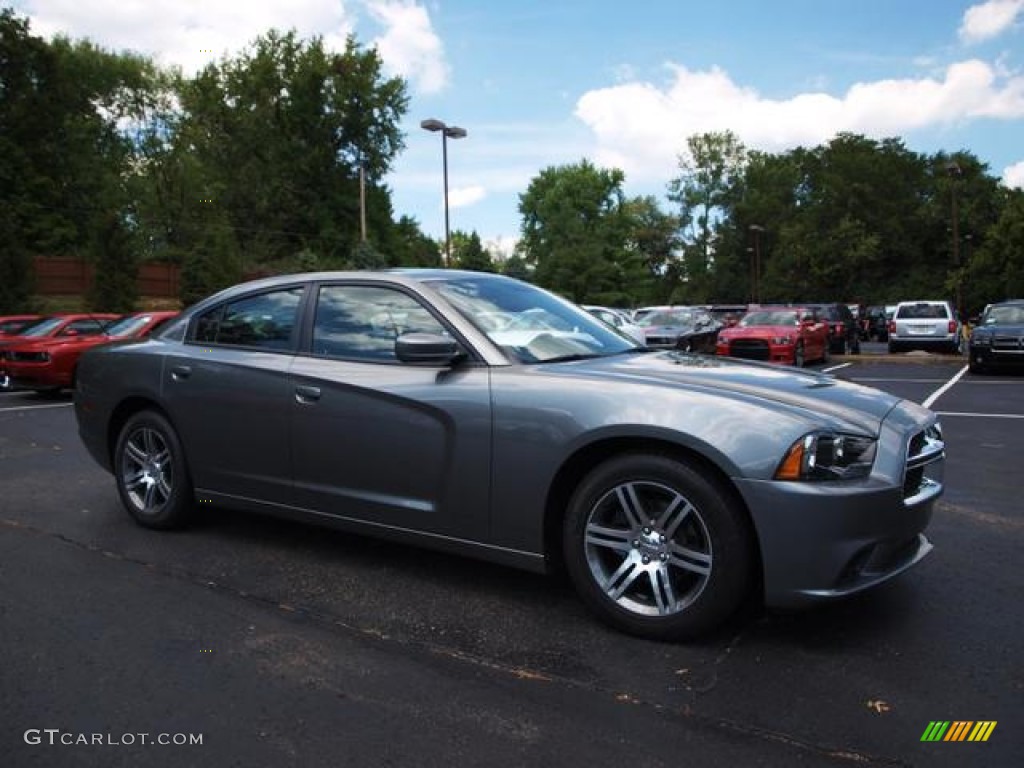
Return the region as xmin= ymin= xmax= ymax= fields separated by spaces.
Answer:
xmin=974 ymin=323 xmax=1024 ymax=335
xmin=6 ymin=336 xmax=107 ymax=352
xmin=542 ymin=352 xmax=900 ymax=433
xmin=644 ymin=324 xmax=698 ymax=335
xmin=720 ymin=324 xmax=797 ymax=338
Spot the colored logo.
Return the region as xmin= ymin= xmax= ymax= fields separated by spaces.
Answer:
xmin=921 ymin=721 xmax=997 ymax=742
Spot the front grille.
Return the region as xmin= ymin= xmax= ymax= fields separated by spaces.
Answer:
xmin=729 ymin=339 xmax=770 ymax=361
xmin=992 ymin=335 xmax=1024 ymax=353
xmin=903 ymin=424 xmax=944 ymax=504
xmin=9 ymin=351 xmax=48 ymax=362
xmin=646 ymin=335 xmax=676 ymax=348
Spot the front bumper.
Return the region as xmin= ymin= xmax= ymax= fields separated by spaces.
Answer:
xmin=718 ymin=339 xmax=796 ymax=364
xmin=737 ymin=478 xmax=937 ymax=606
xmin=970 ymin=341 xmax=1024 ymax=368
xmin=736 ymin=414 xmax=943 ymax=607
xmin=4 ymin=362 xmax=69 ymax=390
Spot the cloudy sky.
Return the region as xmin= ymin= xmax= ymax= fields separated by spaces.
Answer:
xmin=11 ymin=0 xmax=1024 ymax=251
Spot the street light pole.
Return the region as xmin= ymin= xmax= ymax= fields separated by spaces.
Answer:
xmin=946 ymin=161 xmax=963 ymax=319
xmin=421 ymin=118 xmax=467 ymax=266
xmin=748 ymin=224 xmax=765 ymax=304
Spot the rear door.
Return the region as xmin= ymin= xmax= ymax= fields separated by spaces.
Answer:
xmin=161 ymin=284 xmax=306 ymax=505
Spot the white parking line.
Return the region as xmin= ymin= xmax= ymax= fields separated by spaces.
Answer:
xmin=0 ymin=402 xmax=73 ymax=413
xmin=935 ymin=411 xmax=1024 ymax=419
xmin=849 ymin=377 xmax=948 ymax=384
xmin=821 ymin=362 xmax=852 ymax=374
xmin=922 ymin=364 xmax=969 ymax=409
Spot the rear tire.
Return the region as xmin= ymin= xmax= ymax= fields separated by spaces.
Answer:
xmin=114 ymin=410 xmax=194 ymax=529
xmin=562 ymin=454 xmax=753 ymax=640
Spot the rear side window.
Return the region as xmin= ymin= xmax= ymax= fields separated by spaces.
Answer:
xmin=193 ymin=288 xmax=304 ymax=350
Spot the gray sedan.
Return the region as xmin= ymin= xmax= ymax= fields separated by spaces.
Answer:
xmin=74 ymin=270 xmax=944 ymax=640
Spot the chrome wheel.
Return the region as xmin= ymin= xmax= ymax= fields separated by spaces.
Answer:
xmin=564 ymin=454 xmax=752 ymax=639
xmin=584 ymin=481 xmax=711 ymax=617
xmin=114 ymin=410 xmax=193 ymax=529
xmin=121 ymin=427 xmax=173 ymax=515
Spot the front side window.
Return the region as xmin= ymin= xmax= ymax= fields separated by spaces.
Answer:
xmin=312 ymin=285 xmax=447 ymax=362
xmin=193 ymin=288 xmax=303 ymax=350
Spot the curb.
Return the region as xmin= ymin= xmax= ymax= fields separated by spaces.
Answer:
xmin=833 ymin=353 xmax=968 ymax=366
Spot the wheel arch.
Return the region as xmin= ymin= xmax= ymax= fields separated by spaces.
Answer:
xmin=106 ymin=397 xmax=177 ymax=468
xmin=542 ymin=436 xmax=764 ymax=596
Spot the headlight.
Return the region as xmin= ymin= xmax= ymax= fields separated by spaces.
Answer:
xmin=775 ymin=431 xmax=877 ymax=481
xmin=771 ymin=336 xmax=793 ymax=345
xmin=970 ymin=333 xmax=990 ymax=346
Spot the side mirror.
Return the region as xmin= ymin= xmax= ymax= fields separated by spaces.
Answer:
xmin=395 ymin=332 xmax=464 ymax=365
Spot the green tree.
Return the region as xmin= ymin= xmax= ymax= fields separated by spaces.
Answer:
xmin=382 ymin=215 xmax=442 ymax=267
xmin=167 ymin=29 xmax=408 ymax=270
xmin=87 ymin=213 xmax=138 ymax=311
xmin=452 ymin=231 xmax=496 ymax=272
xmin=518 ymin=160 xmax=643 ymax=304
xmin=667 ymin=131 xmax=747 ymax=302
xmin=179 ymin=207 xmax=244 ymax=306
xmin=966 ymin=187 xmax=1024 ymax=309
xmin=500 ymin=253 xmax=531 ymax=282
xmin=622 ymin=195 xmax=680 ymax=304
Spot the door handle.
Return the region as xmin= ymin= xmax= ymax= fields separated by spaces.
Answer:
xmin=295 ymin=385 xmax=321 ymax=403
xmin=170 ymin=365 xmax=192 ymax=380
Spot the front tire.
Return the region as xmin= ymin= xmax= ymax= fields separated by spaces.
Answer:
xmin=793 ymin=342 xmax=805 ymax=368
xmin=562 ymin=454 xmax=753 ymax=640
xmin=114 ymin=410 xmax=194 ymax=529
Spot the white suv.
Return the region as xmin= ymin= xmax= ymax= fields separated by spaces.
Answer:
xmin=888 ymin=300 xmax=961 ymax=354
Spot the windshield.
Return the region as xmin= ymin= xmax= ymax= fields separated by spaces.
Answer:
xmin=984 ymin=305 xmax=1024 ymax=325
xmin=639 ymin=309 xmax=698 ymax=327
xmin=103 ymin=315 xmax=152 ymax=338
xmin=427 ymin=275 xmax=638 ymax=363
xmin=740 ymin=310 xmax=799 ymax=327
xmin=18 ymin=317 xmax=65 ymax=337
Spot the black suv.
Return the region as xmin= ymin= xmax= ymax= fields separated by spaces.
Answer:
xmin=808 ymin=303 xmax=861 ymax=354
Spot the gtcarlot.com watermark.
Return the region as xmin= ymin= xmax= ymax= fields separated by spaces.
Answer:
xmin=25 ymin=729 xmax=203 ymax=747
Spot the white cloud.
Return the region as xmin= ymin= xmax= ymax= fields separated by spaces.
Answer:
xmin=1003 ymin=160 xmax=1024 ymax=188
xmin=18 ymin=0 xmax=354 ymax=74
xmin=959 ymin=0 xmax=1024 ymax=44
xmin=574 ymin=61 xmax=1024 ymax=182
xmin=365 ymin=0 xmax=448 ymax=94
xmin=448 ymin=185 xmax=486 ymax=209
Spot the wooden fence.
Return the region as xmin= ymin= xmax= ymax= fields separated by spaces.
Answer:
xmin=33 ymin=257 xmax=181 ymax=298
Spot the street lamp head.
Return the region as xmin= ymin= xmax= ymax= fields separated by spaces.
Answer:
xmin=445 ymin=126 xmax=467 ymax=140
xmin=748 ymin=224 xmax=765 ymax=233
xmin=420 ymin=118 xmax=445 ymax=132
xmin=946 ymin=160 xmax=962 ymax=177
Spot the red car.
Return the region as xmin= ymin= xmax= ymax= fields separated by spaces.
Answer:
xmin=1 ymin=312 xmax=176 ymax=393
xmin=715 ymin=306 xmax=829 ymax=366
xmin=0 ymin=315 xmax=42 ymax=337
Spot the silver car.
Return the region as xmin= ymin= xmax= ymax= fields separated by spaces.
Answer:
xmin=74 ymin=270 xmax=944 ymax=640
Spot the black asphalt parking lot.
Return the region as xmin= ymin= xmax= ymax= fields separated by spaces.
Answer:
xmin=1 ymin=355 xmax=1020 ymax=767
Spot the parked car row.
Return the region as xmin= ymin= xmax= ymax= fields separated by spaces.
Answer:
xmin=0 ymin=311 xmax=179 ymax=393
